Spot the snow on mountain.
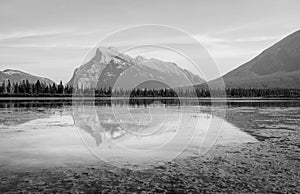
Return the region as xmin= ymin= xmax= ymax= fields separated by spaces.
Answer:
xmin=68 ymin=47 xmax=205 ymax=90
xmin=0 ymin=69 xmax=55 ymax=85
xmin=3 ymin=69 xmax=26 ymax=76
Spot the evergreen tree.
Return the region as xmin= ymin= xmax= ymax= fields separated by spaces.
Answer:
xmin=7 ymin=80 xmax=11 ymax=94
xmin=58 ymin=81 xmax=64 ymax=94
xmin=35 ymin=80 xmax=42 ymax=94
xmin=51 ymin=83 xmax=57 ymax=94
xmin=3 ymin=81 xmax=7 ymax=94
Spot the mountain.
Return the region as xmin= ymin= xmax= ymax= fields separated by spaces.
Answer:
xmin=68 ymin=47 xmax=205 ymax=90
xmin=0 ymin=69 xmax=55 ymax=85
xmin=206 ymin=30 xmax=300 ymax=89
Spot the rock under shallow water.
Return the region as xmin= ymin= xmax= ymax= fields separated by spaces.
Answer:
xmin=0 ymin=129 xmax=299 ymax=193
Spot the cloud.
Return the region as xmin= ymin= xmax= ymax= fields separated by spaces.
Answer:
xmin=0 ymin=30 xmax=70 ymax=41
xmin=0 ymin=43 xmax=94 ymax=49
xmin=194 ymin=34 xmax=280 ymax=45
xmin=192 ymin=33 xmax=282 ymax=60
xmin=233 ymin=35 xmax=281 ymax=42
xmin=0 ymin=29 xmax=103 ymax=49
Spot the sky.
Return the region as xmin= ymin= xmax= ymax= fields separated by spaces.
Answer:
xmin=0 ymin=0 xmax=300 ymax=83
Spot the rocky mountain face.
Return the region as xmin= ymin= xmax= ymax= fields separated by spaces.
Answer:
xmin=0 ymin=69 xmax=55 ymax=85
xmin=68 ymin=47 xmax=205 ymax=90
xmin=206 ymin=30 xmax=300 ymax=89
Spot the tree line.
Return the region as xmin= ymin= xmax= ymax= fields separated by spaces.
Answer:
xmin=0 ymin=80 xmax=73 ymax=97
xmin=0 ymin=79 xmax=300 ymax=98
xmin=128 ymin=87 xmax=300 ymax=98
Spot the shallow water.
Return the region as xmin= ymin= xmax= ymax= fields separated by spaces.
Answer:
xmin=0 ymin=99 xmax=298 ymax=169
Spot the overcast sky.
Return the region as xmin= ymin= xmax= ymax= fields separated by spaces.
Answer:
xmin=0 ymin=0 xmax=300 ymax=83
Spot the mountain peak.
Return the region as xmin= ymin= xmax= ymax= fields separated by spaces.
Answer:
xmin=68 ymin=46 xmax=205 ymax=88
xmin=93 ymin=46 xmax=119 ymax=63
xmin=95 ymin=48 xmax=102 ymax=58
xmin=135 ymin=55 xmax=147 ymax=62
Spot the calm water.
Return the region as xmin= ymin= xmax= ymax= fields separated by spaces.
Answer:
xmin=0 ymin=98 xmax=299 ymax=169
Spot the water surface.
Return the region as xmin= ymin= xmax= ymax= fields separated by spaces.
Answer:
xmin=1 ymin=98 xmax=298 ymax=168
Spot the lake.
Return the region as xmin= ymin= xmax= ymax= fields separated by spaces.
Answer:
xmin=0 ymin=98 xmax=299 ymax=169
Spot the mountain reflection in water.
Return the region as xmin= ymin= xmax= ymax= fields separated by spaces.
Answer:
xmin=2 ymin=98 xmax=297 ymax=167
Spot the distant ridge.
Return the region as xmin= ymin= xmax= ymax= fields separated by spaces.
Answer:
xmin=202 ymin=30 xmax=300 ymax=89
xmin=0 ymin=69 xmax=55 ymax=85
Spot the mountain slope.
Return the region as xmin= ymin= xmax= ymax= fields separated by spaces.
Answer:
xmin=68 ymin=47 xmax=205 ymax=90
xmin=207 ymin=30 xmax=300 ymax=89
xmin=0 ymin=69 xmax=55 ymax=85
